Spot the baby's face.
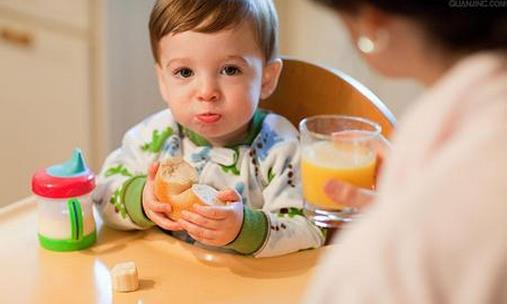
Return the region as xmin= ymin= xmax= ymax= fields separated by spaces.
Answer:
xmin=156 ymin=21 xmax=274 ymax=146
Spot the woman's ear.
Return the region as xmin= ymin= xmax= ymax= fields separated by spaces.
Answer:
xmin=155 ymin=63 xmax=170 ymax=102
xmin=260 ymin=58 xmax=283 ymax=100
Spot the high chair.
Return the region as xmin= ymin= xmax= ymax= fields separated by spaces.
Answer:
xmin=260 ymin=57 xmax=396 ymax=137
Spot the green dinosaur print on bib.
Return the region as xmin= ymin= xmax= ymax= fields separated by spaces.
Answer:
xmin=277 ymin=207 xmax=304 ymax=218
xmin=110 ymin=187 xmax=127 ymax=218
xmin=220 ymin=147 xmax=241 ymax=176
xmin=104 ymin=164 xmax=133 ymax=177
xmin=141 ymin=127 xmax=174 ymax=153
xmin=267 ymin=167 xmax=275 ymax=184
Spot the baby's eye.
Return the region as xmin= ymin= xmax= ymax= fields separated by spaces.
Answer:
xmin=221 ymin=65 xmax=241 ymax=76
xmin=174 ymin=68 xmax=194 ymax=78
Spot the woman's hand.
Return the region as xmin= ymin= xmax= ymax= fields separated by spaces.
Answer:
xmin=324 ymin=134 xmax=390 ymax=209
xmin=142 ymin=162 xmax=183 ymax=231
xmin=177 ymin=189 xmax=244 ymax=246
xmin=324 ymin=180 xmax=376 ymax=209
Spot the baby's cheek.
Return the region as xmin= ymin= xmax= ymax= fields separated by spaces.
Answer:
xmin=172 ymin=110 xmax=193 ymax=127
xmin=230 ymin=106 xmax=255 ymax=126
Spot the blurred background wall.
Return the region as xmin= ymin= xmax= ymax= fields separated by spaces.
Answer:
xmin=0 ymin=0 xmax=422 ymax=207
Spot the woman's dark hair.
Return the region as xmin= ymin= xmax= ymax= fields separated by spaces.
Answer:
xmin=313 ymin=0 xmax=507 ymax=53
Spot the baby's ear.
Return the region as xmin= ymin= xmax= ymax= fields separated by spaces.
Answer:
xmin=155 ymin=63 xmax=170 ymax=102
xmin=260 ymin=58 xmax=283 ymax=100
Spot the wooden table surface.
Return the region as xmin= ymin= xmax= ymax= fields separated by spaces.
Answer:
xmin=0 ymin=197 xmax=331 ymax=304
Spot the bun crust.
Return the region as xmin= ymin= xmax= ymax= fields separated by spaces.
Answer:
xmin=154 ymin=158 xmax=224 ymax=220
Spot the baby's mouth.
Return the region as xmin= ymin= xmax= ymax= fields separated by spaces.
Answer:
xmin=195 ymin=113 xmax=222 ymax=124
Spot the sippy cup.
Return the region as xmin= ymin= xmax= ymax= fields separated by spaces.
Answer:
xmin=32 ymin=148 xmax=96 ymax=251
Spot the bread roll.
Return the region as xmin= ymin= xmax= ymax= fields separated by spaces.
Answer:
xmin=154 ymin=157 xmax=198 ymax=202
xmin=111 ymin=261 xmax=139 ymax=292
xmin=154 ymin=158 xmax=225 ymax=221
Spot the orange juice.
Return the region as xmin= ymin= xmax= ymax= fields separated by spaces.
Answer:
xmin=301 ymin=141 xmax=376 ymax=210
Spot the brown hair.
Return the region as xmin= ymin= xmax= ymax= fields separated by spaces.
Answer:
xmin=149 ymin=0 xmax=279 ymax=63
xmin=312 ymin=0 xmax=507 ymax=53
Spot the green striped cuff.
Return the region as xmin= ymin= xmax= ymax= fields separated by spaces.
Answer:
xmin=224 ymin=207 xmax=268 ymax=255
xmin=121 ymin=175 xmax=154 ymax=228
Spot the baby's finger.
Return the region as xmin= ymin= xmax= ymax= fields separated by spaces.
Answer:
xmin=148 ymin=162 xmax=160 ymax=180
xmin=217 ymin=189 xmax=240 ymax=202
xmin=145 ymin=198 xmax=171 ymax=213
xmin=147 ymin=210 xmax=182 ymax=231
xmin=178 ymin=219 xmax=216 ymax=240
xmin=187 ymin=233 xmax=221 ymax=246
xmin=143 ymin=181 xmax=172 ymax=213
xmin=181 ymin=210 xmax=220 ymax=230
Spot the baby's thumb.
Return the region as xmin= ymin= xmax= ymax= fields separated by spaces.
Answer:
xmin=148 ymin=162 xmax=160 ymax=180
xmin=217 ymin=189 xmax=240 ymax=203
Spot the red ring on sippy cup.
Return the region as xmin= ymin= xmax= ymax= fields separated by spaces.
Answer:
xmin=32 ymin=169 xmax=95 ymax=199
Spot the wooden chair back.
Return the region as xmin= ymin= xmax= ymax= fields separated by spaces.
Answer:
xmin=260 ymin=58 xmax=396 ymax=137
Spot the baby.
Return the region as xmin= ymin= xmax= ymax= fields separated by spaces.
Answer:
xmin=93 ymin=0 xmax=324 ymax=258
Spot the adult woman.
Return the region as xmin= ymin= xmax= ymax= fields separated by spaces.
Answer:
xmin=304 ymin=1 xmax=507 ymax=303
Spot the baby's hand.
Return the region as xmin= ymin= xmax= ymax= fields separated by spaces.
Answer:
xmin=178 ymin=189 xmax=243 ymax=246
xmin=142 ymin=162 xmax=183 ymax=231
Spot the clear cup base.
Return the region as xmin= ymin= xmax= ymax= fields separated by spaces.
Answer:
xmin=303 ymin=201 xmax=357 ymax=228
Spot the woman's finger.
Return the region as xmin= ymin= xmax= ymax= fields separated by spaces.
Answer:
xmin=324 ymin=179 xmax=375 ymax=209
xmin=323 ymin=179 xmax=352 ymax=203
xmin=373 ymin=135 xmax=391 ymax=160
xmin=373 ymin=135 xmax=390 ymax=183
xmin=374 ymin=154 xmax=384 ymax=185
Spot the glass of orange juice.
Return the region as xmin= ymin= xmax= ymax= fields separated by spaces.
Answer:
xmin=300 ymin=115 xmax=383 ymax=227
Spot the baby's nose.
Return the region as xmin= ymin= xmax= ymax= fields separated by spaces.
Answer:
xmin=197 ymin=78 xmax=220 ymax=102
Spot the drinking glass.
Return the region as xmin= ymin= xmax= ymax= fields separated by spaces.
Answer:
xmin=300 ymin=115 xmax=385 ymax=227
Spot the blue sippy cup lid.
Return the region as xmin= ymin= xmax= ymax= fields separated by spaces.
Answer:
xmin=47 ymin=149 xmax=87 ymax=177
